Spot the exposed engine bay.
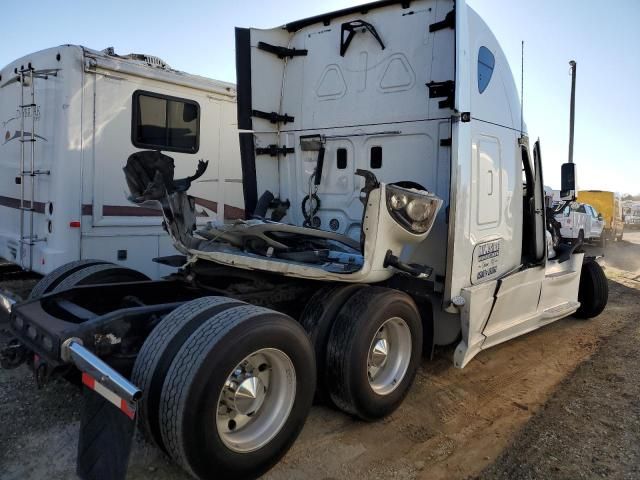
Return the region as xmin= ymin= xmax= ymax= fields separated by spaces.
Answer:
xmin=124 ymin=151 xmax=443 ymax=282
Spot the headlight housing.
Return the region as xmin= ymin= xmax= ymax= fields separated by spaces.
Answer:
xmin=385 ymin=184 xmax=443 ymax=234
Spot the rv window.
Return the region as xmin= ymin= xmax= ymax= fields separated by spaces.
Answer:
xmin=337 ymin=148 xmax=347 ymax=169
xmin=132 ymin=90 xmax=200 ymax=153
xmin=370 ymin=146 xmax=382 ymax=169
xmin=477 ymin=46 xmax=495 ymax=94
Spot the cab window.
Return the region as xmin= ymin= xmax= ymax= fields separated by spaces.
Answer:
xmin=478 ymin=46 xmax=495 ymax=94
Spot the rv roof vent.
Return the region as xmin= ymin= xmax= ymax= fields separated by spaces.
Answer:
xmin=123 ymin=53 xmax=171 ymax=69
xmin=101 ymin=48 xmax=171 ymax=70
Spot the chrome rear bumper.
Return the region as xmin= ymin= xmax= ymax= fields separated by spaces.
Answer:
xmin=62 ymin=339 xmax=142 ymax=405
xmin=0 ymin=289 xmax=18 ymax=319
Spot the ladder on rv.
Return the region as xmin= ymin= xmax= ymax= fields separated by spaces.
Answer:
xmin=17 ymin=67 xmax=51 ymax=270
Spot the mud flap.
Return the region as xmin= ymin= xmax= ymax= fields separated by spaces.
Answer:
xmin=77 ymin=386 xmax=135 ymax=480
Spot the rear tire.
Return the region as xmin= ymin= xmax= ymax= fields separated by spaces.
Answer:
xmin=575 ymin=260 xmax=608 ymax=319
xmin=326 ymin=287 xmax=422 ymax=421
xmin=51 ymin=263 xmax=149 ymax=292
xmin=132 ymin=296 xmax=245 ymax=451
xmin=159 ymin=304 xmax=315 ymax=480
xmin=28 ymin=259 xmax=109 ymax=299
xmin=299 ymin=284 xmax=366 ymax=404
xmin=30 ymin=261 xmax=150 ymax=386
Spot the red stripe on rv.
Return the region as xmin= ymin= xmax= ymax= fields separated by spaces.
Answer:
xmin=1 ymin=194 xmax=244 ymax=219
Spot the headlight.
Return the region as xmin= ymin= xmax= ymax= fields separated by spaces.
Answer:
xmin=385 ymin=184 xmax=443 ymax=234
xmin=406 ymin=199 xmax=433 ymax=221
xmin=389 ymin=192 xmax=408 ymax=210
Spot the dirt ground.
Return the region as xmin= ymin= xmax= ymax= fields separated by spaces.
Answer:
xmin=479 ymin=291 xmax=640 ymax=480
xmin=1 ymin=232 xmax=639 ymax=480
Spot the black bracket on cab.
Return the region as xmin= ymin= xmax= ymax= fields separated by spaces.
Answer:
xmin=257 ymin=41 xmax=308 ymax=59
xmin=255 ymin=144 xmax=295 ymax=157
xmin=427 ymin=80 xmax=455 ymax=109
xmin=251 ymin=109 xmax=294 ymax=124
xmin=384 ymin=250 xmax=433 ymax=279
xmin=340 ymin=20 xmax=385 ymax=56
xmin=429 ymin=9 xmax=455 ymax=32
xmin=355 ymin=169 xmax=380 ymax=206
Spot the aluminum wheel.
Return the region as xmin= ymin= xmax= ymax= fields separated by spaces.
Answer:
xmin=367 ymin=317 xmax=412 ymax=395
xmin=216 ymin=348 xmax=296 ymax=453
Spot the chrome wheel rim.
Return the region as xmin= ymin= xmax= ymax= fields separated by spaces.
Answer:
xmin=216 ymin=348 xmax=296 ymax=453
xmin=367 ymin=317 xmax=412 ymax=395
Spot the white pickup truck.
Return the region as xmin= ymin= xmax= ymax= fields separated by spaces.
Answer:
xmin=556 ymin=202 xmax=605 ymax=244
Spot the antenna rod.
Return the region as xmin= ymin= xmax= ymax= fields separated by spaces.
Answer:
xmin=520 ymin=41 xmax=524 ymax=136
xmin=568 ymin=60 xmax=577 ymax=163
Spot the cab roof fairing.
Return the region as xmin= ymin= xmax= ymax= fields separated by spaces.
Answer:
xmin=466 ymin=6 xmax=527 ymax=135
xmin=280 ymin=0 xmax=415 ymax=33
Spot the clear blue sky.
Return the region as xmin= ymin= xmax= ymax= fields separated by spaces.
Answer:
xmin=2 ymin=0 xmax=638 ymax=194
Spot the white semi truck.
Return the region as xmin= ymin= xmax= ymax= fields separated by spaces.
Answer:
xmin=0 ymin=46 xmax=242 ymax=279
xmin=0 ymin=1 xmax=608 ymax=480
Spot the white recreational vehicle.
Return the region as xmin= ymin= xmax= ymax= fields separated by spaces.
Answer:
xmin=0 ymin=46 xmax=243 ymax=279
xmin=2 ymin=2 xmax=608 ymax=480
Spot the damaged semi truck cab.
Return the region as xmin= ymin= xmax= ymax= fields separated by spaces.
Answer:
xmin=230 ymin=0 xmax=595 ymax=364
xmin=1 ymin=1 xmax=608 ymax=480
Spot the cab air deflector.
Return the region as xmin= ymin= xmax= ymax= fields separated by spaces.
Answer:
xmin=283 ymin=0 xmax=412 ymax=32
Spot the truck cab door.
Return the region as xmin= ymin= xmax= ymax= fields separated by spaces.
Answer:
xmin=585 ymin=206 xmax=595 ymax=238
xmin=575 ymin=207 xmax=587 ymax=237
xmin=532 ymin=140 xmax=547 ymax=262
xmin=590 ymin=206 xmax=604 ymax=238
xmin=476 ymin=140 xmax=547 ymax=348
